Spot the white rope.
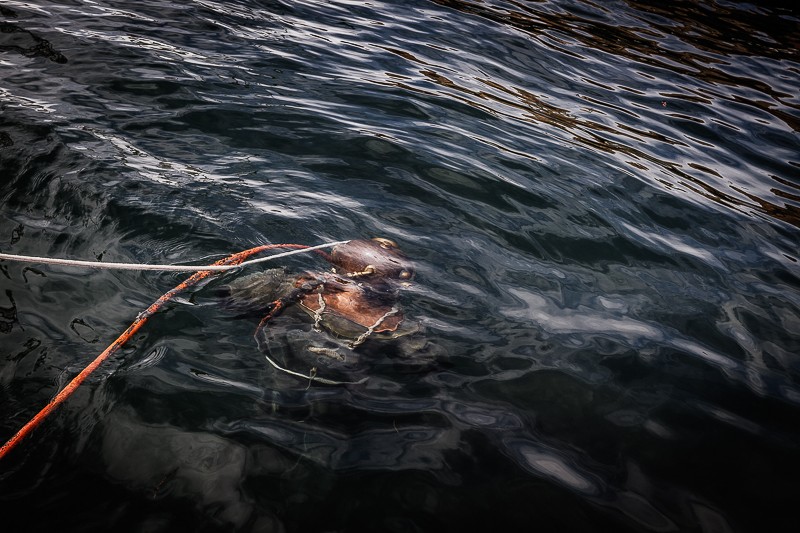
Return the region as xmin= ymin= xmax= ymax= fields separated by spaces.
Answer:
xmin=0 ymin=240 xmax=349 ymax=272
xmin=264 ymin=354 xmax=367 ymax=386
xmin=348 ymin=305 xmax=400 ymax=349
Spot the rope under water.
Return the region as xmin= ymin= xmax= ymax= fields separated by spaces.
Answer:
xmin=0 ymin=240 xmax=345 ymax=461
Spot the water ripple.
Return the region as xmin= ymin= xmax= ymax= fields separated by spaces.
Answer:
xmin=1 ymin=0 xmax=799 ymax=531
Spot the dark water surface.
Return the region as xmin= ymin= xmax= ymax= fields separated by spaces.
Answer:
xmin=1 ymin=1 xmax=799 ymax=531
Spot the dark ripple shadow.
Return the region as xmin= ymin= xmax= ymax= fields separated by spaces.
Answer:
xmin=0 ymin=7 xmax=67 ymax=63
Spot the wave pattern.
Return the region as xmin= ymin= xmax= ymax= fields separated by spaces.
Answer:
xmin=1 ymin=1 xmax=799 ymax=532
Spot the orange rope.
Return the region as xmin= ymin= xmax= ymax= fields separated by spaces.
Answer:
xmin=0 ymin=243 xmax=314 ymax=461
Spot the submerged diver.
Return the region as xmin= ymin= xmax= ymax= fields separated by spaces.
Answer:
xmin=219 ymin=238 xmax=437 ymax=384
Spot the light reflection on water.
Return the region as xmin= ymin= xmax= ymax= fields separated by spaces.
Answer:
xmin=1 ymin=0 xmax=799 ymax=531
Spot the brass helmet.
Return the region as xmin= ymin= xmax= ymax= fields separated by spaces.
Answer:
xmin=330 ymin=238 xmax=414 ymax=282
